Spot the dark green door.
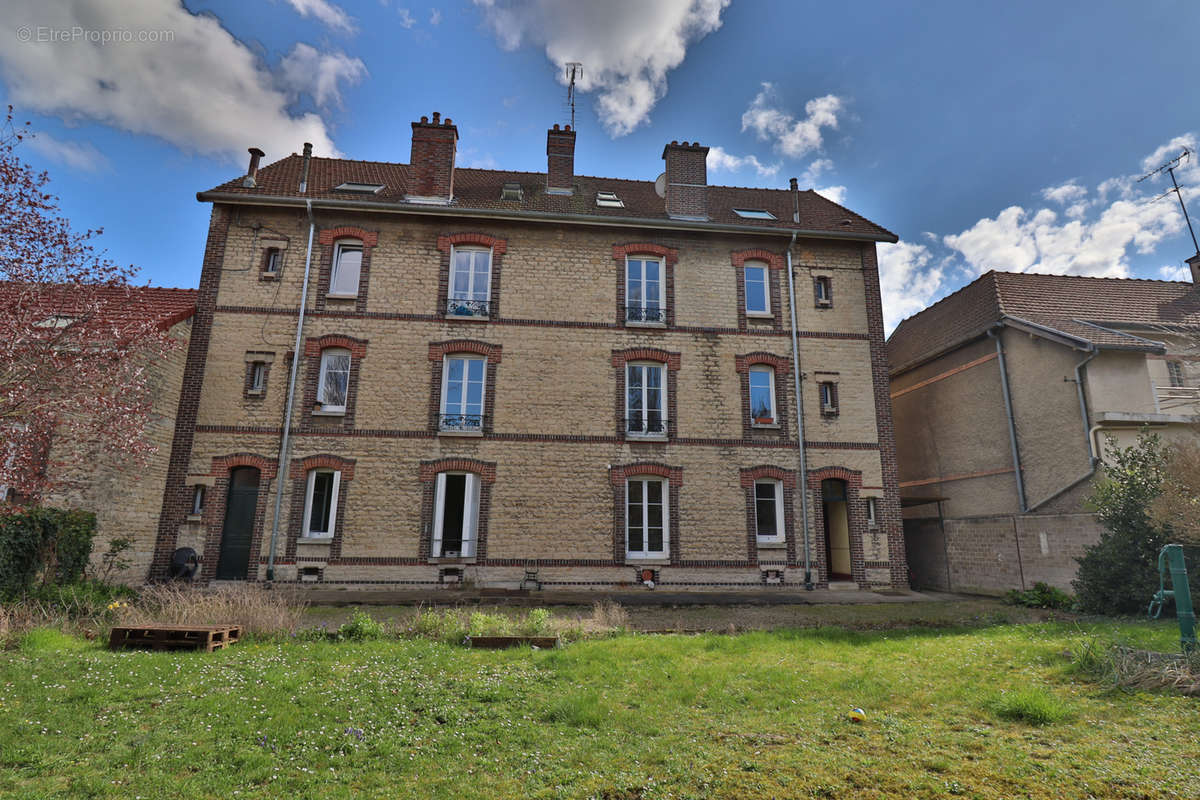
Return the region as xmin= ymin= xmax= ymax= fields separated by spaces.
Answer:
xmin=216 ymin=467 xmax=259 ymax=580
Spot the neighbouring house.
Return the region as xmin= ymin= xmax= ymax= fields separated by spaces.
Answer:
xmin=149 ymin=112 xmax=907 ymax=593
xmin=0 ymin=284 xmax=196 ymax=582
xmin=887 ymin=263 xmax=1200 ymax=594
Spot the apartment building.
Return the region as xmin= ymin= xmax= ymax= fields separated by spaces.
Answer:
xmin=888 ymin=266 xmax=1200 ymax=593
xmin=149 ymin=113 xmax=906 ymax=593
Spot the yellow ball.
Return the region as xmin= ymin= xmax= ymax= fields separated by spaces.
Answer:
xmin=848 ymin=708 xmax=867 ymax=722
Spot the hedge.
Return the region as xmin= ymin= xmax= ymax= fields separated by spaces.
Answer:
xmin=0 ymin=507 xmax=96 ymax=599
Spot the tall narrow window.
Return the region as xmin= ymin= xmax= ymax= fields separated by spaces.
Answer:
xmin=744 ymin=261 xmax=770 ymax=315
xmin=317 ymin=348 xmax=351 ymax=413
xmin=819 ymin=381 xmax=839 ymax=415
xmin=814 ymin=275 xmax=832 ymax=307
xmin=249 ymin=362 xmax=266 ymax=393
xmin=433 ymin=472 xmax=480 ymax=557
xmin=749 ymin=366 xmax=776 ymax=424
xmin=626 ymin=257 xmax=664 ymax=323
xmin=1167 ymin=360 xmax=1185 ymax=387
xmin=626 ymin=476 xmax=668 ymax=558
xmin=302 ymin=469 xmax=341 ymax=538
xmin=754 ymin=480 xmax=784 ymax=543
xmin=441 ymin=355 xmax=486 ymax=431
xmin=264 ymin=248 xmax=281 ymax=275
xmin=191 ymin=485 xmax=206 ymax=516
xmin=329 ymin=241 xmax=363 ymax=297
xmin=867 ymin=496 xmax=878 ymax=527
xmin=448 ymin=247 xmax=492 ymax=317
xmin=626 ymin=363 xmax=666 ymax=436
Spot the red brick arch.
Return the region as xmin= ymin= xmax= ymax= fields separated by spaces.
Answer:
xmin=295 ymin=454 xmax=356 ymax=480
xmin=739 ymin=465 xmax=797 ymax=489
xmin=612 ymin=242 xmax=679 ymax=264
xmin=419 ymin=458 xmax=497 ymax=483
xmin=730 ymin=248 xmax=785 ymax=270
xmin=304 ymin=334 xmax=368 ymax=359
xmin=318 ymin=226 xmax=378 ymax=246
xmin=735 ymin=352 xmax=791 ymax=376
xmin=210 ymin=453 xmax=277 ymax=479
xmin=611 ymin=347 xmax=681 ymax=369
xmin=428 ymin=339 xmax=502 ymax=364
xmin=436 ymin=232 xmax=507 ymax=254
xmin=608 ymin=462 xmax=683 ymax=485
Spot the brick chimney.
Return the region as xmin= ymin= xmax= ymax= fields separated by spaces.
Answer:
xmin=242 ymin=147 xmax=265 ymax=188
xmin=1188 ymin=253 xmax=1200 ymax=285
xmin=546 ymin=124 xmax=576 ymax=194
xmin=662 ymin=141 xmax=709 ymax=219
xmin=407 ymin=112 xmax=458 ymax=202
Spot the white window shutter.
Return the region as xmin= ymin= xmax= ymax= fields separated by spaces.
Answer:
xmin=462 ymin=473 xmax=481 ymax=557
xmin=432 ymin=473 xmax=446 ymax=557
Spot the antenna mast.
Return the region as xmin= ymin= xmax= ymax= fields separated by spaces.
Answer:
xmin=1139 ymin=149 xmax=1198 ymax=256
xmin=565 ymin=62 xmax=582 ymax=129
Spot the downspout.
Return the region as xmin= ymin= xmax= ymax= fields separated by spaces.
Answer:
xmin=988 ymin=327 xmax=1027 ymax=512
xmin=786 ymin=177 xmax=814 ymax=590
xmin=266 ymin=197 xmax=316 ymax=581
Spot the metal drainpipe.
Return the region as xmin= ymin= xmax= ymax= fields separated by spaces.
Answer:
xmin=1074 ymin=349 xmax=1098 ymax=463
xmin=989 ymin=327 xmax=1027 ymax=512
xmin=266 ymin=198 xmax=316 ymax=581
xmin=785 ymin=179 xmax=814 ymax=589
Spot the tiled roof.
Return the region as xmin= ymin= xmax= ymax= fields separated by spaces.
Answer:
xmin=1 ymin=282 xmax=197 ymax=330
xmin=200 ymin=155 xmax=898 ymax=242
xmin=887 ymin=270 xmax=1200 ymax=374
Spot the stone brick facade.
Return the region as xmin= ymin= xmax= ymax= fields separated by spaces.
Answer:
xmin=151 ymin=126 xmax=906 ymax=594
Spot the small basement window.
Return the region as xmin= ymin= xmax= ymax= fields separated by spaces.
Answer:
xmin=733 ymin=208 xmax=776 ymax=220
xmin=501 ymin=182 xmax=523 ymax=201
xmin=596 ymin=191 xmax=624 ymax=208
xmin=334 ymin=182 xmax=385 ymax=194
xmin=264 ymin=247 xmax=281 ymax=274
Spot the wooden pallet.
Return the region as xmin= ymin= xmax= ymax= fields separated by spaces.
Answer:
xmin=108 ymin=624 xmax=242 ymax=652
xmin=466 ymin=635 xmax=559 ymax=649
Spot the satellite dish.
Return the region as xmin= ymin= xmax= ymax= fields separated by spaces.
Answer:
xmin=654 ymin=172 xmax=666 ymax=199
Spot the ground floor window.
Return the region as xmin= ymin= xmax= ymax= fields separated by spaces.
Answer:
xmin=302 ymin=469 xmax=340 ymax=538
xmin=433 ymin=472 xmax=480 ymax=557
xmin=626 ymin=476 xmax=668 ymax=558
xmin=754 ymin=479 xmax=784 ymax=543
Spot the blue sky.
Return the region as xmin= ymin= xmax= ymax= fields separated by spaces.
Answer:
xmin=3 ymin=0 xmax=1199 ymax=330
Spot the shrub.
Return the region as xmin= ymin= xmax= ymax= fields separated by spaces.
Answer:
xmin=0 ymin=507 xmax=96 ymax=598
xmin=1070 ymin=638 xmax=1200 ymax=696
xmin=989 ymin=688 xmax=1072 ymax=725
xmin=338 ymin=609 xmax=386 ymax=641
xmin=1004 ymin=582 xmax=1075 ymax=610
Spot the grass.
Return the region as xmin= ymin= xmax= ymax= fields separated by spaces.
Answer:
xmin=0 ymin=617 xmax=1197 ymax=799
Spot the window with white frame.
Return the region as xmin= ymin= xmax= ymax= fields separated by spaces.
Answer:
xmin=249 ymin=362 xmax=266 ymax=393
xmin=316 ymin=348 xmax=351 ymax=413
xmin=433 ymin=472 xmax=480 ymax=557
xmin=814 ymin=275 xmax=832 ymax=307
xmin=191 ymin=485 xmax=206 ymax=516
xmin=625 ymin=257 xmax=664 ymax=323
xmin=744 ymin=261 xmax=770 ymax=315
xmin=448 ymin=246 xmax=492 ymax=317
xmin=626 ymin=362 xmax=666 ymax=436
xmin=302 ymin=469 xmax=341 ymax=538
xmin=264 ymin=248 xmax=281 ymax=275
xmin=754 ymin=479 xmax=785 ymax=544
xmin=329 ymin=241 xmax=363 ymax=297
xmin=441 ymin=355 xmax=486 ymax=431
xmin=749 ymin=366 xmax=776 ymax=424
xmin=819 ymin=381 xmax=839 ymax=415
xmin=626 ymin=476 xmax=668 ymax=558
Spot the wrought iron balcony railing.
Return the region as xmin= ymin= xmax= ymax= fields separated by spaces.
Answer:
xmin=625 ymin=305 xmax=666 ymax=323
xmin=447 ymin=298 xmax=490 ymax=318
xmin=625 ymin=416 xmax=667 ymax=436
xmin=439 ymin=413 xmax=484 ymax=431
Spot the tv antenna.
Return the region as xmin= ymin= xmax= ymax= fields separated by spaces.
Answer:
xmin=1139 ymin=148 xmax=1198 ymax=256
xmin=565 ymin=62 xmax=583 ymax=129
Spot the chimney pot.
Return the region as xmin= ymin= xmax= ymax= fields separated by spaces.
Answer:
xmin=546 ymin=124 xmax=577 ymax=194
xmin=790 ymin=177 xmax=798 ymax=192
xmin=432 ymin=112 xmax=440 ymax=124
xmin=420 ymin=115 xmax=428 ymax=123
xmin=243 ymin=147 xmax=265 ymax=187
xmin=661 ymin=139 xmax=709 ymax=219
xmin=565 ymin=125 xmax=571 ymax=131
xmin=444 ymin=118 xmax=452 ymax=126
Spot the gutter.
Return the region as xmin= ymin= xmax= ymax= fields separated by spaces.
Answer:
xmin=988 ymin=326 xmax=1027 ymax=512
xmin=785 ymin=179 xmax=814 ymax=590
xmin=196 ymin=191 xmax=899 ymax=244
xmin=266 ymin=198 xmax=316 ymax=581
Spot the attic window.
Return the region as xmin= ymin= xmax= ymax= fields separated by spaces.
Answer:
xmin=34 ymin=315 xmax=78 ymax=329
xmin=501 ymin=182 xmax=523 ymax=201
xmin=733 ymin=208 xmax=776 ymax=220
xmin=334 ymin=182 xmax=384 ymax=194
xmin=596 ymin=191 xmax=624 ymax=208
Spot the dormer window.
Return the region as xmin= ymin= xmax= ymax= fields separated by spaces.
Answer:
xmin=501 ymin=182 xmax=523 ymax=201
xmin=334 ymin=182 xmax=384 ymax=194
xmin=596 ymin=191 xmax=624 ymax=208
xmin=733 ymin=208 xmax=776 ymax=220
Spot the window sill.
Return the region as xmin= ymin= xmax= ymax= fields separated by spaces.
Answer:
xmin=746 ymin=311 xmax=774 ymax=319
xmin=625 ymin=434 xmax=669 ymax=443
xmin=430 ymin=556 xmax=477 ymax=564
xmin=312 ymin=408 xmax=346 ymax=417
xmin=259 ymin=273 xmax=278 ymax=282
xmin=438 ymin=428 xmax=484 ymax=437
xmin=815 ymin=302 xmax=833 ymax=310
xmin=626 ymin=556 xmax=670 ymax=566
xmin=751 ymin=421 xmax=780 ymax=430
xmin=246 ymin=389 xmax=263 ymax=397
xmin=756 ymin=540 xmax=787 ymax=549
xmin=326 ymin=293 xmax=358 ymax=301
xmin=444 ymin=314 xmax=490 ymax=322
xmin=625 ymin=321 xmax=667 ymax=330
xmin=298 ymin=535 xmax=333 ymax=544
xmin=186 ymin=514 xmax=203 ymax=523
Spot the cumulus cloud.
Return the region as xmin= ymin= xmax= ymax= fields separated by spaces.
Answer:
xmin=473 ymin=0 xmax=730 ymax=136
xmin=396 ymin=8 xmax=416 ymax=28
xmin=1040 ymin=180 xmax=1086 ymax=205
xmin=878 ymin=241 xmax=945 ymax=333
xmin=26 ymin=131 xmax=109 ymax=172
xmin=813 ymin=185 xmax=847 ymax=206
xmin=1160 ymin=264 xmax=1191 ymax=282
xmin=0 ymin=0 xmax=353 ymax=162
xmin=801 ymin=157 xmax=832 ymax=186
xmin=706 ymin=146 xmax=779 ymax=178
xmin=279 ymin=43 xmax=367 ymax=108
xmin=285 ymin=0 xmax=355 ymax=32
xmin=741 ymin=84 xmax=845 ymax=159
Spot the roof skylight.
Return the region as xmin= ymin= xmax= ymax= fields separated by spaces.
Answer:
xmin=733 ymin=208 xmax=776 ymax=220
xmin=334 ymin=182 xmax=385 ymax=194
xmin=596 ymin=191 xmax=624 ymax=208
xmin=501 ymin=182 xmax=524 ymax=201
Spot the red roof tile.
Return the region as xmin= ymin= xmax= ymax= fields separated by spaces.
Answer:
xmin=200 ymin=155 xmax=898 ymax=242
xmin=887 ymin=271 xmax=1200 ymax=373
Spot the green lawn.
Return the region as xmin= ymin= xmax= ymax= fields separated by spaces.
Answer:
xmin=1 ymin=620 xmax=1196 ymax=799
